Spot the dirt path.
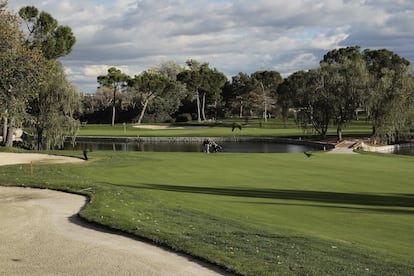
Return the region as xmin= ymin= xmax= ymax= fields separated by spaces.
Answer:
xmin=328 ymin=140 xmax=358 ymax=154
xmin=0 ymin=154 xmax=224 ymax=275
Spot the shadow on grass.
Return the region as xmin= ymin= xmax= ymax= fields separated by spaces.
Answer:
xmin=138 ymin=183 xmax=414 ymax=209
xmin=236 ymin=200 xmax=414 ymax=215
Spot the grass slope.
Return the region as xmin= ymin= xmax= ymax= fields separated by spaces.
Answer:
xmin=1 ymin=150 xmax=413 ymax=275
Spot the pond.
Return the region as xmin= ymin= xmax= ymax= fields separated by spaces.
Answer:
xmin=66 ymin=141 xmax=321 ymax=153
xmin=393 ymin=147 xmax=414 ymax=156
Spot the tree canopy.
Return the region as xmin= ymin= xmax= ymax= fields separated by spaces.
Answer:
xmin=127 ymin=71 xmax=177 ymax=124
xmin=320 ymin=46 xmax=369 ymax=140
xmin=1 ymin=2 xmax=80 ymax=149
xmin=97 ymin=67 xmax=130 ymax=126
xmin=28 ymin=61 xmax=82 ymax=150
xmin=1 ymin=3 xmax=48 ymax=147
xmin=177 ymin=60 xmax=227 ymax=122
xmin=19 ymin=6 xmax=76 ymax=59
xmin=363 ymin=49 xmax=412 ymax=143
xmin=276 ymin=46 xmax=412 ymax=142
xmin=251 ymin=70 xmax=283 ymax=121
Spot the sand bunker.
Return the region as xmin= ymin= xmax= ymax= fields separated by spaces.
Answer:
xmin=133 ymin=124 xmax=208 ymax=130
xmin=0 ymin=152 xmax=84 ymax=166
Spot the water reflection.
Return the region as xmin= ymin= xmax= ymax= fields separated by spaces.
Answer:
xmin=66 ymin=141 xmax=318 ymax=153
xmin=393 ymin=147 xmax=414 ymax=156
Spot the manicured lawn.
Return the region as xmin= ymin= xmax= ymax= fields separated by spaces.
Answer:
xmin=78 ymin=123 xmax=304 ymax=137
xmin=1 ymin=150 xmax=413 ymax=275
xmin=76 ymin=120 xmax=372 ymax=138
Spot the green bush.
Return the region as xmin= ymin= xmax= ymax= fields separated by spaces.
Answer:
xmin=175 ymin=113 xmax=192 ymax=122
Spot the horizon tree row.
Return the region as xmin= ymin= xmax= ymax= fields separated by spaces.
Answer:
xmin=87 ymin=46 xmax=413 ymax=143
xmin=87 ymin=60 xmax=283 ymax=125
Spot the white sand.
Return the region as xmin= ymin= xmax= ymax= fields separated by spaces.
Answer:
xmin=0 ymin=152 xmax=85 ymax=166
xmin=133 ymin=124 xmax=208 ymax=130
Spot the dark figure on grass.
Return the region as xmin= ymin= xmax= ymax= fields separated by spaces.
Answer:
xmin=83 ymin=150 xmax=88 ymax=160
xmin=304 ymin=151 xmax=313 ymax=158
xmin=203 ymin=139 xmax=222 ymax=153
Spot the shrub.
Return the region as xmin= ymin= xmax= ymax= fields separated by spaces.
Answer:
xmin=175 ymin=113 xmax=192 ymax=122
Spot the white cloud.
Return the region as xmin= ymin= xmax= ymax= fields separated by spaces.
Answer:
xmin=8 ymin=0 xmax=414 ymax=93
xmin=276 ymin=53 xmax=319 ymax=76
xmin=83 ymin=65 xmax=111 ymax=77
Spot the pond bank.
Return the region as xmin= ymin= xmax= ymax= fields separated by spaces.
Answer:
xmin=360 ymin=142 xmax=414 ymax=153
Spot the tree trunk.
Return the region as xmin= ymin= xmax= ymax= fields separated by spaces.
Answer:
xmin=196 ymin=89 xmax=201 ymax=123
xmin=36 ymin=126 xmax=43 ymax=150
xmin=201 ymin=92 xmax=206 ymax=121
xmin=137 ymin=98 xmax=150 ymax=124
xmin=337 ymin=125 xmax=343 ymax=141
xmin=239 ymin=101 xmax=243 ymax=118
xmin=2 ymin=117 xmax=8 ymax=146
xmin=5 ymin=118 xmax=14 ymax=147
xmin=260 ymin=82 xmax=267 ymax=122
xmin=372 ymin=126 xmax=377 ymax=144
xmin=112 ymin=105 xmax=116 ymax=126
xmin=213 ymin=100 xmax=217 ymax=121
xmin=111 ymin=85 xmax=116 ymax=127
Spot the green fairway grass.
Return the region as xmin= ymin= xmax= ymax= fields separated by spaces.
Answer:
xmin=76 ymin=121 xmax=372 ymax=138
xmin=1 ymin=150 xmax=413 ymax=275
xmin=77 ymin=122 xmax=305 ymax=137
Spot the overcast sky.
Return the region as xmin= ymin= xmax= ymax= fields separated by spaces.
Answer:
xmin=8 ymin=0 xmax=414 ymax=93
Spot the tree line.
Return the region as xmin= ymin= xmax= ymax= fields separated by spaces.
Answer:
xmin=278 ymin=46 xmax=413 ymax=143
xmin=2 ymin=1 xmax=413 ymax=151
xmin=89 ymin=61 xmax=286 ymax=126
xmin=90 ymin=46 xmax=413 ymax=144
